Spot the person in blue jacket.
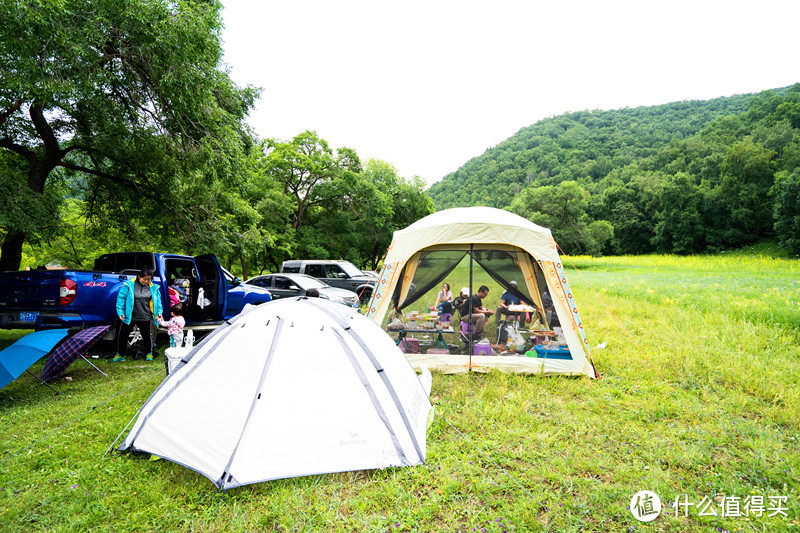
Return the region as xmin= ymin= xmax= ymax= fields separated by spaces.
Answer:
xmin=112 ymin=266 xmax=163 ymax=362
xmin=495 ymin=280 xmax=526 ymax=327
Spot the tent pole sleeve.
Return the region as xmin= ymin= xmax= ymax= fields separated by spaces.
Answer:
xmin=330 ymin=328 xmax=412 ymax=464
xmin=219 ymin=318 xmax=285 ymax=490
xmin=320 ymin=304 xmax=426 ymax=463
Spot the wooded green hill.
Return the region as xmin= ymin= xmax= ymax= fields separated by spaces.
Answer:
xmin=428 ymin=85 xmax=800 ymax=256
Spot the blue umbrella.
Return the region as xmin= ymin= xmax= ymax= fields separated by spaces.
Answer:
xmin=0 ymin=329 xmax=70 ymax=391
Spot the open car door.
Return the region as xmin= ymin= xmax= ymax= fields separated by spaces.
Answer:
xmin=194 ymin=254 xmax=227 ymax=321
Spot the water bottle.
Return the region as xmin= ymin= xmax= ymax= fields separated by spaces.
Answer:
xmin=184 ymin=329 xmax=194 ymax=349
xmin=197 ymin=287 xmax=205 ymax=309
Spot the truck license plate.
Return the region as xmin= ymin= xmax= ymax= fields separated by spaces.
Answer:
xmin=19 ymin=311 xmax=39 ymax=322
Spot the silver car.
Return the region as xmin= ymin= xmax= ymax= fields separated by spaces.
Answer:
xmin=244 ymin=273 xmax=359 ymax=307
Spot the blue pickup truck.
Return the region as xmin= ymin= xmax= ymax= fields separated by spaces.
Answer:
xmin=0 ymin=252 xmax=272 ymax=343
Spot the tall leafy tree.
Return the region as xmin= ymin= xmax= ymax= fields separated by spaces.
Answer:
xmin=345 ymin=160 xmax=433 ymax=269
xmin=713 ymin=137 xmax=776 ymax=245
xmin=772 ymin=169 xmax=800 ymax=255
xmin=650 ymin=173 xmax=705 ymax=253
xmin=508 ymin=181 xmax=613 ymax=255
xmin=262 ymin=130 xmax=362 ymax=260
xmin=0 ymin=0 xmax=257 ymax=270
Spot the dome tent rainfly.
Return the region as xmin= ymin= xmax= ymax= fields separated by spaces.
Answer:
xmin=119 ymin=297 xmax=432 ymax=490
xmin=366 ymin=206 xmax=598 ymax=378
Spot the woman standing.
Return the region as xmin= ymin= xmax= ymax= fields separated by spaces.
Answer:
xmin=112 ymin=266 xmax=163 ymax=362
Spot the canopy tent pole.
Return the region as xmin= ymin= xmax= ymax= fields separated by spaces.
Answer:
xmin=468 ymin=243 xmax=474 ymax=370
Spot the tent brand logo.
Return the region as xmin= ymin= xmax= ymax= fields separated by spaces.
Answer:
xmin=340 ymin=431 xmax=368 ymax=447
xmin=630 ymin=491 xmax=661 ymax=522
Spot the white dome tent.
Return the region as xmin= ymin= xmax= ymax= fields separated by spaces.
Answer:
xmin=365 ymin=206 xmax=598 ymax=378
xmin=119 ymin=297 xmax=432 ymax=490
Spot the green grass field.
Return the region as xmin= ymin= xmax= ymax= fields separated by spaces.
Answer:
xmin=1 ymin=251 xmax=798 ymax=532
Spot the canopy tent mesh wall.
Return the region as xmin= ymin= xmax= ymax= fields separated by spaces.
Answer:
xmin=366 ymin=207 xmax=597 ymax=378
xmin=389 ymin=247 xmax=549 ymax=326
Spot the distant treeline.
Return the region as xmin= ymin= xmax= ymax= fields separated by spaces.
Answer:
xmin=429 ymin=85 xmax=800 ymax=256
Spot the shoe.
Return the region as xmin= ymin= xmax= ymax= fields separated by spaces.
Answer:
xmin=145 ymin=353 xmax=153 ymax=361
xmin=111 ymin=355 xmax=125 ymax=362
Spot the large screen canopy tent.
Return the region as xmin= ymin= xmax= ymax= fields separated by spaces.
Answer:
xmin=365 ymin=207 xmax=597 ymax=378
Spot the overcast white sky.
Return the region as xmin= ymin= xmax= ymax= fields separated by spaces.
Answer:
xmin=220 ymin=1 xmax=799 ymax=186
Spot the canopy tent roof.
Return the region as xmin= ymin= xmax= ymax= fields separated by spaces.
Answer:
xmin=384 ymin=207 xmax=560 ymax=264
xmin=367 ymin=207 xmax=597 ymax=378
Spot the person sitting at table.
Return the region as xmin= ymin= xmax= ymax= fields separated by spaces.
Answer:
xmin=432 ymin=282 xmax=454 ymax=320
xmin=460 ymin=285 xmax=493 ymax=337
xmin=453 ymin=287 xmax=469 ymax=320
xmin=495 ymin=281 xmax=527 ymax=327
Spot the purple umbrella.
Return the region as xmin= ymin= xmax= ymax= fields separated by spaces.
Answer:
xmin=41 ymin=325 xmax=110 ymax=382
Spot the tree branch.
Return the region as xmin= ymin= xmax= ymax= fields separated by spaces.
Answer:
xmin=0 ymin=98 xmax=25 ymax=127
xmin=29 ymin=101 xmax=61 ymax=156
xmin=0 ymin=138 xmax=35 ymax=162
xmin=57 ymin=161 xmax=155 ymax=199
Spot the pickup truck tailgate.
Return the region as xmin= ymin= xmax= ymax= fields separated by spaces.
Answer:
xmin=0 ymin=271 xmax=62 ymax=309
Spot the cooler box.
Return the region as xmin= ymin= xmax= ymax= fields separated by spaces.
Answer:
xmin=400 ymin=337 xmax=420 ymax=354
xmin=426 ymin=347 xmax=450 ymax=355
xmin=528 ymin=345 xmax=572 ymax=360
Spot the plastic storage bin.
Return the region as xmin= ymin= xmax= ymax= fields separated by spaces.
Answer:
xmin=527 ymin=345 xmax=572 ymax=360
xmin=426 ymin=347 xmax=450 ymax=355
xmin=473 ymin=342 xmax=492 ymax=356
xmin=399 ymin=337 xmax=420 ymax=354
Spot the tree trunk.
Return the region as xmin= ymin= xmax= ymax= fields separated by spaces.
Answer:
xmin=0 ymin=164 xmax=52 ymax=271
xmin=0 ymin=103 xmax=61 ymax=271
xmin=240 ymin=256 xmax=248 ymax=281
xmin=0 ymin=231 xmax=27 ymax=271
